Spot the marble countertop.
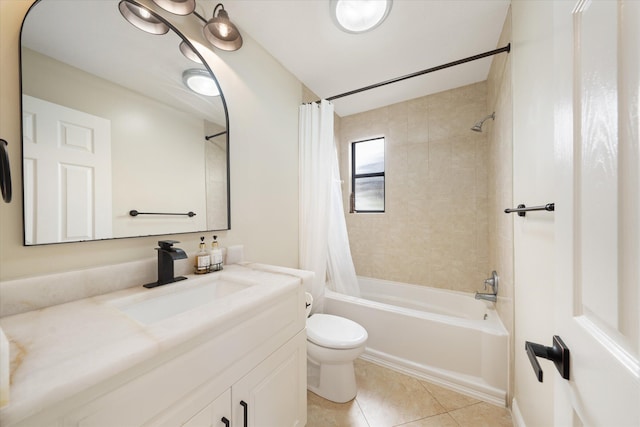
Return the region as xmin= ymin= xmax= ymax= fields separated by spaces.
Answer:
xmin=0 ymin=263 xmax=311 ymax=426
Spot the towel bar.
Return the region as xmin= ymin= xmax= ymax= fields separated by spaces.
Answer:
xmin=504 ymin=203 xmax=554 ymax=217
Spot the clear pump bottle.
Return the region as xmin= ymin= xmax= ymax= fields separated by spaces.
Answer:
xmin=210 ymin=235 xmax=223 ymax=271
xmin=195 ymin=236 xmax=211 ymax=274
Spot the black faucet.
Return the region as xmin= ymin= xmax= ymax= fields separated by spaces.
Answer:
xmin=144 ymin=240 xmax=188 ymax=288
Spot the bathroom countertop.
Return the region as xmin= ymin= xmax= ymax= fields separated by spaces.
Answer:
xmin=0 ymin=263 xmax=312 ymax=426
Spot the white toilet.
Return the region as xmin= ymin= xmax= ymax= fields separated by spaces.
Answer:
xmin=305 ymin=293 xmax=368 ymax=403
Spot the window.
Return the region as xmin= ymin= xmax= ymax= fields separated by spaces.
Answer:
xmin=351 ymin=137 xmax=385 ymax=212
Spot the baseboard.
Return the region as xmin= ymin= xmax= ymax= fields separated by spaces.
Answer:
xmin=360 ymin=349 xmax=507 ymax=407
xmin=511 ymin=398 xmax=526 ymax=427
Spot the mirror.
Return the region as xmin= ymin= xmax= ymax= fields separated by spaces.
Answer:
xmin=20 ymin=0 xmax=230 ymax=245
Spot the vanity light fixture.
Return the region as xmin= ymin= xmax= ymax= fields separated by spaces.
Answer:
xmin=330 ymin=0 xmax=392 ymax=34
xmin=152 ymin=0 xmax=196 ymax=15
xmin=203 ymin=3 xmax=243 ymax=51
xmin=182 ymin=69 xmax=220 ymax=97
xmin=119 ymin=1 xmax=243 ymax=52
xmin=118 ymin=1 xmax=169 ymax=35
xmin=179 ymin=41 xmax=203 ymax=63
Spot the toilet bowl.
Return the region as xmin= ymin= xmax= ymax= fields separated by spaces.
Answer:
xmin=305 ymin=293 xmax=368 ymax=403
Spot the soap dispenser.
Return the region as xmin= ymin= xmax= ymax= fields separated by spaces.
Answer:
xmin=210 ymin=235 xmax=223 ymax=272
xmin=194 ymin=236 xmax=211 ymax=274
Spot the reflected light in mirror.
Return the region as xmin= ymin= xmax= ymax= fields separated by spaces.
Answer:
xmin=118 ymin=1 xmax=169 ymax=34
xmin=179 ymin=41 xmax=203 ymax=63
xmin=182 ymin=69 xmax=220 ymax=96
xmin=152 ymin=0 xmax=196 ymax=16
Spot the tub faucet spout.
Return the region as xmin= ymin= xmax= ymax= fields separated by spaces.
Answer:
xmin=475 ymin=292 xmax=497 ymax=302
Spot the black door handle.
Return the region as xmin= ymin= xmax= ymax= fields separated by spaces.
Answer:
xmin=221 ymin=416 xmax=230 ymax=427
xmin=240 ymin=400 xmax=248 ymax=427
xmin=525 ymin=335 xmax=570 ymax=382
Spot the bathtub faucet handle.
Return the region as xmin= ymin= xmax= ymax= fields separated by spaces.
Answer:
xmin=483 ymin=271 xmax=499 ymax=294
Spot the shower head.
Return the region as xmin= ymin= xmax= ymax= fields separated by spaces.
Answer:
xmin=471 ymin=112 xmax=495 ymax=132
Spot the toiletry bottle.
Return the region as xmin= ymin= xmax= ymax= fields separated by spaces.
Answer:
xmin=210 ymin=235 xmax=223 ymax=271
xmin=195 ymin=236 xmax=211 ymax=274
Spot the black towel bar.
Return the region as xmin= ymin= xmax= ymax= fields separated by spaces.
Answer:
xmin=504 ymin=203 xmax=554 ymax=217
xmin=129 ymin=210 xmax=196 ymax=217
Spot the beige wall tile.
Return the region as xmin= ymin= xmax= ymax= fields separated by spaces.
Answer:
xmin=340 ymin=82 xmax=491 ymax=293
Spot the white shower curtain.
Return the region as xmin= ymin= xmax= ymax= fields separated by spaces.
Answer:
xmin=299 ymin=100 xmax=360 ymax=314
xmin=326 ymin=143 xmax=360 ymax=297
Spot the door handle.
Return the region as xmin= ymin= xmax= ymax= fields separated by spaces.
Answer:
xmin=525 ymin=335 xmax=570 ymax=382
xmin=221 ymin=417 xmax=230 ymax=427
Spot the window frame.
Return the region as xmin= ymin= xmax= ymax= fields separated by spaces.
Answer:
xmin=351 ymin=137 xmax=385 ymax=213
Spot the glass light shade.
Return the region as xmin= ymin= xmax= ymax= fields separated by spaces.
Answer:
xmin=179 ymin=41 xmax=203 ymax=63
xmin=182 ymin=69 xmax=220 ymax=97
xmin=152 ymin=0 xmax=196 ymax=15
xmin=330 ymin=0 xmax=392 ymax=34
xmin=118 ymin=1 xmax=169 ymax=35
xmin=203 ymin=6 xmax=243 ymax=51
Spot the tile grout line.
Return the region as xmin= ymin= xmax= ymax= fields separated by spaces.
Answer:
xmin=354 ymin=396 xmax=372 ymax=427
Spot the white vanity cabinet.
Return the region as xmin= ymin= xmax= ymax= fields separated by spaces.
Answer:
xmin=232 ymin=330 xmax=306 ymax=427
xmin=3 ymin=271 xmax=308 ymax=427
xmin=180 ymin=330 xmax=306 ymax=427
xmin=182 ymin=389 xmax=231 ymax=427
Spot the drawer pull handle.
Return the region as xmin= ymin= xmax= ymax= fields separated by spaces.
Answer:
xmin=240 ymin=400 xmax=248 ymax=427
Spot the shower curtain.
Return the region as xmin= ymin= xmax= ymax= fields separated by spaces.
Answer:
xmin=299 ymin=100 xmax=360 ymax=313
xmin=326 ymin=142 xmax=360 ymax=297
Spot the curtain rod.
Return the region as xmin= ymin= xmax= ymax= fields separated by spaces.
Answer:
xmin=324 ymin=43 xmax=511 ymax=102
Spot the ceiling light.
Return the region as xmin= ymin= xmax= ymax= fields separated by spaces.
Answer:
xmin=203 ymin=3 xmax=243 ymax=51
xmin=182 ymin=69 xmax=220 ymax=96
xmin=330 ymin=0 xmax=392 ymax=34
xmin=179 ymin=41 xmax=203 ymax=63
xmin=118 ymin=1 xmax=169 ymax=35
xmin=152 ymin=0 xmax=196 ymax=15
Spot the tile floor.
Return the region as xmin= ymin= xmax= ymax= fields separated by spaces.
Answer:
xmin=307 ymin=359 xmax=513 ymax=427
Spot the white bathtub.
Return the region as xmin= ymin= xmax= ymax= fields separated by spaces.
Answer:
xmin=324 ymin=276 xmax=508 ymax=405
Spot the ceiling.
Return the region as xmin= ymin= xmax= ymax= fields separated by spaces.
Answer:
xmin=22 ymin=0 xmax=510 ymax=120
xmin=22 ymin=0 xmax=227 ymax=126
xmin=222 ymin=0 xmax=511 ymax=117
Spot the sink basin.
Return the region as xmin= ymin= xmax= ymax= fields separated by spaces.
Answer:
xmin=117 ymin=278 xmax=253 ymax=324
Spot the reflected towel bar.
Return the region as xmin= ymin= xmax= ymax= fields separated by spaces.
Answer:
xmin=129 ymin=210 xmax=196 ymax=217
xmin=504 ymin=203 xmax=555 ymax=217
xmin=205 ymin=130 xmax=227 ymax=141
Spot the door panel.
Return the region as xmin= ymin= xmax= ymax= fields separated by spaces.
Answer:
xmin=554 ymin=1 xmax=640 ymax=425
xmin=22 ymin=95 xmax=112 ymax=243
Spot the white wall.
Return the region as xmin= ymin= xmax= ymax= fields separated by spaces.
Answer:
xmin=511 ymin=1 xmax=556 ymax=425
xmin=0 ymin=0 xmax=302 ymax=280
xmin=487 ymin=7 xmax=514 ymax=405
xmin=22 ymin=48 xmax=209 ymax=237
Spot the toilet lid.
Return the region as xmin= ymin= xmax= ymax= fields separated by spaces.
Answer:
xmin=307 ymin=314 xmax=368 ymax=349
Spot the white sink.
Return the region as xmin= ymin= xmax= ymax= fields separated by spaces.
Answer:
xmin=117 ymin=278 xmax=254 ymax=324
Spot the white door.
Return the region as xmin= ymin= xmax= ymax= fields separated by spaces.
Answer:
xmin=553 ymin=1 xmax=640 ymax=425
xmin=22 ymin=95 xmax=112 ymax=244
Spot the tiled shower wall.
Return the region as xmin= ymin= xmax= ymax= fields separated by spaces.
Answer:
xmin=338 ymin=82 xmax=491 ymax=293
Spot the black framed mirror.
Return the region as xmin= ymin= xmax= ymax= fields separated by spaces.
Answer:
xmin=20 ymin=0 xmax=230 ymax=245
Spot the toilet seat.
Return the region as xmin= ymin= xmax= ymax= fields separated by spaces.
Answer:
xmin=307 ymin=314 xmax=368 ymax=349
